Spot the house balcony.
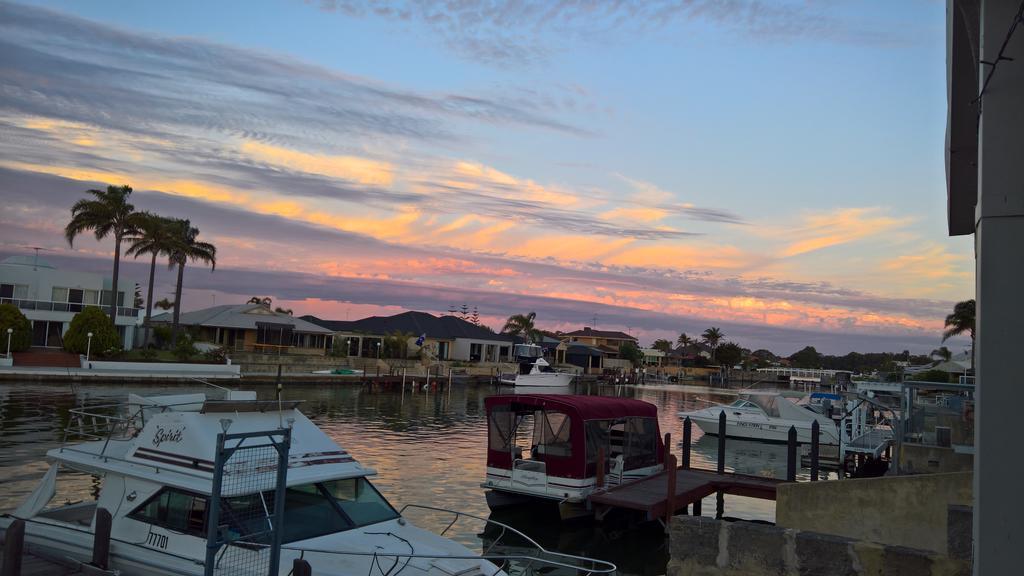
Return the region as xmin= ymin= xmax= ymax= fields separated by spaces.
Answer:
xmin=0 ymin=297 xmax=140 ymax=319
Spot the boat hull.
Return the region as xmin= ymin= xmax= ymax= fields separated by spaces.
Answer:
xmin=682 ymin=411 xmax=839 ymax=445
xmin=499 ymin=372 xmax=575 ymax=387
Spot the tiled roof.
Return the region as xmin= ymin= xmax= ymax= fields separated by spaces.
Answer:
xmin=152 ymin=304 xmax=333 ymax=334
xmin=562 ymin=327 xmax=637 ymax=341
xmin=301 ymin=311 xmax=514 ymax=342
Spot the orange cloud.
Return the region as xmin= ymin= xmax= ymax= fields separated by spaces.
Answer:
xmin=241 ymin=141 xmax=394 ymax=186
xmin=780 ymin=207 xmax=913 ymax=257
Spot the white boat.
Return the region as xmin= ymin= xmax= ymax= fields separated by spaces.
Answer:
xmin=499 ymin=344 xmax=574 ymax=387
xmin=677 ymin=392 xmax=841 ymax=445
xmin=0 ymin=389 xmax=523 ymax=575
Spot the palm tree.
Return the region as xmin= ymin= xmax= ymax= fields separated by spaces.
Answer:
xmin=502 ymin=312 xmax=542 ymax=343
xmin=274 ymin=307 xmax=293 ymax=316
xmin=64 ymin=185 xmax=145 ymax=320
xmin=677 ymin=332 xmax=693 ymax=349
xmin=248 ymin=296 xmax=272 ymax=306
xmin=702 ymin=327 xmax=724 ymax=361
xmin=930 ymin=346 xmax=952 ymax=363
xmin=125 ymin=213 xmax=178 ymax=347
xmin=942 ymin=299 xmax=975 ymax=368
xmin=167 ymin=219 xmax=217 ymax=345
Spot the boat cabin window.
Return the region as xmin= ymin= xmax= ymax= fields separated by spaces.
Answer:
xmin=586 ymin=417 xmax=659 ymax=473
xmin=221 ymin=477 xmax=399 ymax=544
xmin=744 ymin=395 xmax=781 ymax=417
xmin=531 ymin=411 xmax=572 ymax=458
xmin=129 ymin=488 xmax=209 ymax=537
xmin=489 ymin=407 xmax=515 ymax=451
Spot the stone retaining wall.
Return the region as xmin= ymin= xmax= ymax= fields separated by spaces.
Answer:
xmin=668 ymin=514 xmax=971 ymax=576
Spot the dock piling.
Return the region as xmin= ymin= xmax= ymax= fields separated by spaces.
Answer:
xmin=682 ymin=417 xmax=692 ymax=469
xmin=810 ymin=420 xmax=820 ymax=481
xmin=786 ymin=426 xmax=797 ymax=482
xmin=91 ymin=507 xmax=112 ymax=570
xmin=597 ymin=446 xmax=606 ymax=489
xmin=716 ymin=411 xmax=726 ymax=519
xmin=663 ymin=432 xmax=671 ymax=467
xmin=2 ymin=518 xmax=24 ymax=576
xmin=664 ymin=454 xmax=677 ymax=533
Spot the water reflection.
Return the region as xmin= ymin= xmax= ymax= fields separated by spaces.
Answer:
xmin=0 ymin=381 xmax=816 ymax=575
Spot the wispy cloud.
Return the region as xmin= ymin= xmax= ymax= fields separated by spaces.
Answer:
xmin=315 ymin=0 xmax=899 ymax=66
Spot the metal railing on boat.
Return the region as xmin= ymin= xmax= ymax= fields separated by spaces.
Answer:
xmin=263 ymin=504 xmax=618 ymax=576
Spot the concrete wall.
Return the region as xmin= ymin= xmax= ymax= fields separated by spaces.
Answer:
xmin=776 ymin=472 xmax=972 ymax=554
xmin=900 ymin=444 xmax=973 ymax=475
xmin=83 ymin=359 xmax=241 ymax=376
xmin=667 ymin=514 xmax=971 ymax=576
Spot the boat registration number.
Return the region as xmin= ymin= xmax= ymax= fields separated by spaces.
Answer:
xmin=146 ymin=531 xmax=169 ymax=549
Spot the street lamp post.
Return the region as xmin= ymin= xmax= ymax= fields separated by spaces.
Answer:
xmin=376 ymin=341 xmax=382 ymax=359
xmin=345 ymin=338 xmax=350 ymax=357
xmin=86 ymin=331 xmax=94 ymax=363
xmin=5 ymin=328 xmax=12 ymax=359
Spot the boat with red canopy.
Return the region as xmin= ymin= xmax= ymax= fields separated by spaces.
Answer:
xmin=482 ymin=394 xmax=665 ymax=514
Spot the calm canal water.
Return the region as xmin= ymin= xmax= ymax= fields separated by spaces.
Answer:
xmin=0 ymin=381 xmax=820 ymax=575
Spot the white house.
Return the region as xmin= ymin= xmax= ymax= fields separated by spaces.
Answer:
xmin=0 ymin=254 xmax=139 ymax=349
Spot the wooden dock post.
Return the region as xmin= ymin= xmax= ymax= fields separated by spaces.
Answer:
xmin=663 ymin=432 xmax=672 ymax=467
xmin=2 ymin=517 xmax=25 ymax=576
xmin=810 ymin=420 xmax=820 ymax=481
xmin=597 ymin=446 xmax=606 ymax=489
xmin=716 ymin=411 xmax=726 ymax=519
xmin=682 ymin=417 xmax=692 ymax=470
xmin=293 ymin=558 xmax=312 ymax=576
xmin=786 ymin=426 xmax=797 ymax=482
xmin=91 ymin=507 xmax=112 ymax=570
xmin=664 ymin=454 xmax=677 ymax=533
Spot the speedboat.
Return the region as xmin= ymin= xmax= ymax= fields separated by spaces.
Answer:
xmin=677 ymin=392 xmax=841 ymax=445
xmin=0 ymin=389 xmax=504 ymax=575
xmin=483 ymin=394 xmax=664 ymax=518
xmin=499 ymin=344 xmax=574 ymax=388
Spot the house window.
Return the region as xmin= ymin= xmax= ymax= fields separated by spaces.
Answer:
xmin=100 ymin=290 xmax=125 ymax=307
xmin=0 ymin=284 xmax=28 ymax=300
xmin=83 ymin=289 xmax=100 ymax=305
xmin=469 ymin=343 xmax=482 ymax=362
xmin=499 ymin=346 xmax=509 ymax=360
xmin=51 ymin=287 xmax=68 ymax=303
xmin=129 ymin=488 xmax=209 ymax=537
xmin=437 ymin=341 xmax=449 ymax=360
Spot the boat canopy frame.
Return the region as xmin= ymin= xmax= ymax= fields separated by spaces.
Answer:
xmin=485 ymin=395 xmax=664 ymax=480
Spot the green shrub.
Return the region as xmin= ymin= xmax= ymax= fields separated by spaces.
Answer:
xmin=139 ymin=348 xmax=159 ymax=361
xmin=910 ymin=369 xmax=956 ymax=384
xmin=152 ymin=325 xmax=172 ymax=348
xmin=64 ymin=307 xmax=121 ymax=356
xmin=173 ymin=337 xmax=198 ymax=361
xmin=0 ymin=304 xmax=32 ymax=353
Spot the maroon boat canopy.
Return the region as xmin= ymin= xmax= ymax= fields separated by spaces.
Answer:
xmin=484 ymin=394 xmax=659 ymax=420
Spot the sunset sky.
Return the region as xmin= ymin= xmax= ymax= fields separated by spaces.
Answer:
xmin=0 ymin=0 xmax=973 ymax=355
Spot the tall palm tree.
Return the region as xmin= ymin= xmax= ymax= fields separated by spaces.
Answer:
xmin=702 ymin=327 xmax=724 ymax=361
xmin=64 ymin=185 xmax=145 ymax=320
xmin=502 ymin=312 xmax=542 ymax=343
xmin=677 ymin=333 xmax=693 ymax=349
xmin=125 ymin=213 xmax=178 ymax=347
xmin=930 ymin=346 xmax=952 ymax=363
xmin=942 ymin=299 xmax=975 ymax=368
xmin=167 ymin=219 xmax=217 ymax=346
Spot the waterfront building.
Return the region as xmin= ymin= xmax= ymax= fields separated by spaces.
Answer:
xmin=0 ymin=254 xmax=139 ymax=349
xmin=303 ymin=310 xmax=515 ymax=362
xmin=151 ymin=302 xmax=333 ymax=355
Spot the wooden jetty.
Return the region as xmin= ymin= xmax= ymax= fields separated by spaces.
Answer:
xmin=589 ymin=466 xmax=782 ymax=522
xmin=588 ymin=413 xmax=817 ymax=526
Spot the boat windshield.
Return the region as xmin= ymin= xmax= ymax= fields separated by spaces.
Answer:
xmin=221 ymin=477 xmax=399 ymax=544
